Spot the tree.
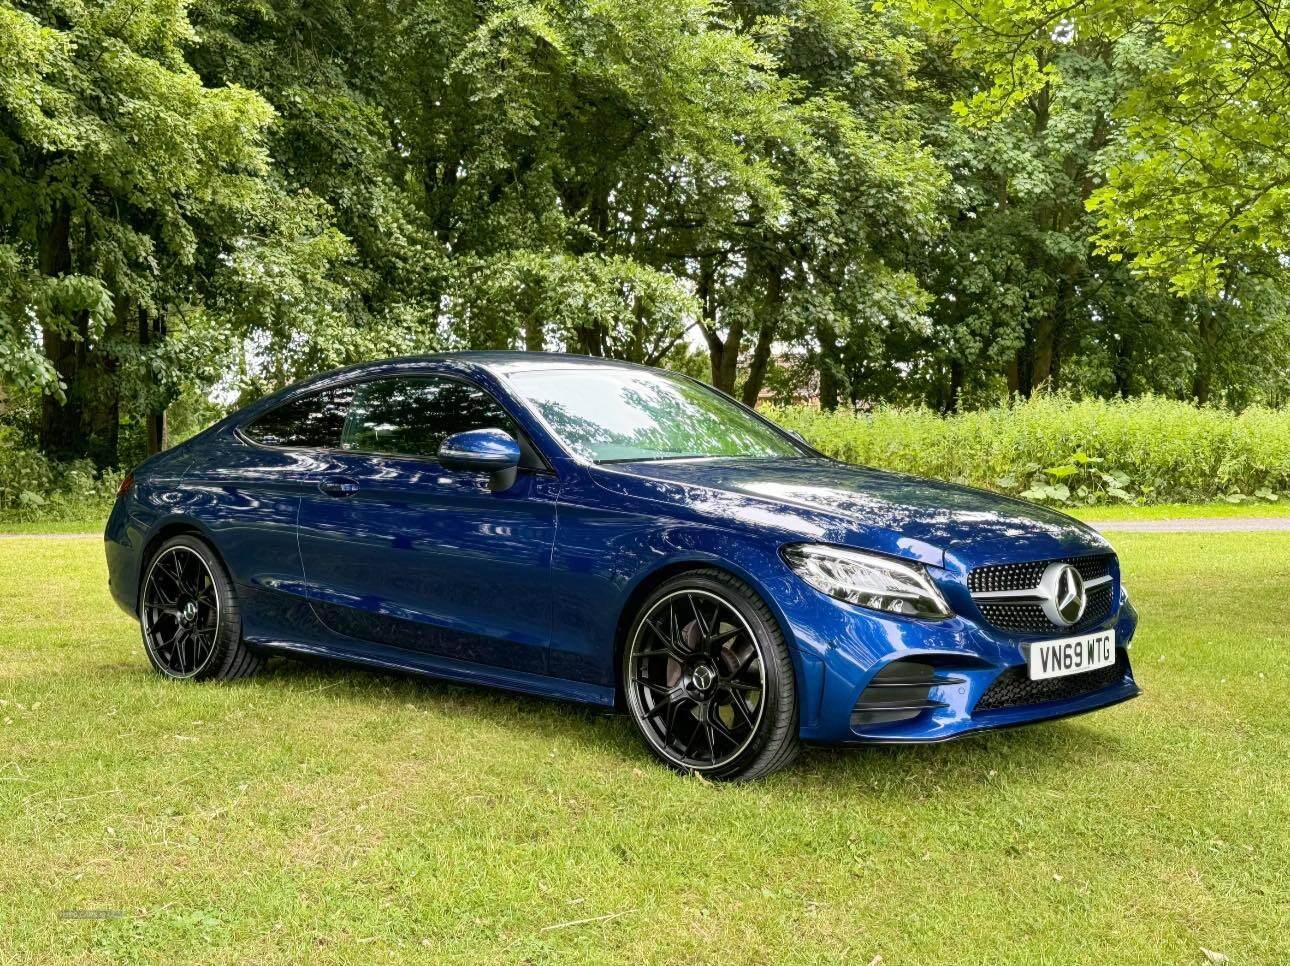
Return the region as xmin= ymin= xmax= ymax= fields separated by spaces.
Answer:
xmin=915 ymin=0 xmax=1290 ymax=295
xmin=0 ymin=0 xmax=352 ymax=465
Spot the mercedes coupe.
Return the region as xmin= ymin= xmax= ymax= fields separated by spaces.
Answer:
xmin=105 ymin=353 xmax=1140 ymax=780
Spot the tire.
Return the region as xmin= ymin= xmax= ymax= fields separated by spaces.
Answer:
xmin=139 ymin=534 xmax=264 ymax=682
xmin=621 ymin=569 xmax=800 ymax=781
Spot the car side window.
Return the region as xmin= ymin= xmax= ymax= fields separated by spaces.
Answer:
xmin=243 ymin=385 xmax=355 ymax=448
xmin=340 ymin=376 xmax=521 ymax=460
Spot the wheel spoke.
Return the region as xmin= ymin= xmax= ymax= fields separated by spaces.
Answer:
xmin=642 ymin=689 xmax=685 ymax=721
xmin=721 ymin=687 xmax=757 ymax=730
xmin=630 ymin=589 xmax=767 ymax=770
xmin=708 ymin=705 xmax=740 ymax=746
xmin=689 ymin=595 xmax=711 ymax=638
xmin=144 ymin=547 xmax=220 ymax=678
xmin=707 ymin=625 xmax=742 ymax=652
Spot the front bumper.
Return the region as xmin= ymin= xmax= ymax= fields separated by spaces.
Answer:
xmin=791 ymin=589 xmax=1140 ymax=745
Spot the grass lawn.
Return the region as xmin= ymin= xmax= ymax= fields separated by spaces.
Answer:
xmin=1 ymin=535 xmax=1286 ymax=963
xmin=1069 ymin=501 xmax=1290 ymax=521
xmin=0 ymin=519 xmax=108 ymax=535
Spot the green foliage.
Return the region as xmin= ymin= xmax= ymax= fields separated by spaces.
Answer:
xmin=2 ymin=0 xmax=1288 ymax=473
xmin=769 ymin=395 xmax=1290 ymax=504
xmin=0 ymin=425 xmax=119 ymax=522
xmin=915 ymin=0 xmax=1290 ymax=295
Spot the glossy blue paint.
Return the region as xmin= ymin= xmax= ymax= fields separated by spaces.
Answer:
xmin=104 ymin=352 xmax=1139 ymax=744
xmin=437 ymin=427 xmax=522 ymax=472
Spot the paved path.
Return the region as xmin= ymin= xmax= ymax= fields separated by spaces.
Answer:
xmin=1088 ymin=517 xmax=1290 ymax=532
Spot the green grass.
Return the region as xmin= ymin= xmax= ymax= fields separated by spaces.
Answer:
xmin=1068 ymin=501 xmax=1290 ymax=521
xmin=1 ymin=536 xmax=1287 ymax=963
xmin=0 ymin=517 xmax=105 ymax=534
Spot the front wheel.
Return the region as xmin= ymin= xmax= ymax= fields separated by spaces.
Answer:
xmin=622 ymin=570 xmax=800 ymax=781
xmin=140 ymin=534 xmax=264 ymax=681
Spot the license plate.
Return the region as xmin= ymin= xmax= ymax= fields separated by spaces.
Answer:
xmin=1028 ymin=630 xmax=1116 ymax=680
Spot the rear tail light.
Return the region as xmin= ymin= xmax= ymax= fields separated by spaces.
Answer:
xmin=115 ymin=472 xmax=135 ymax=500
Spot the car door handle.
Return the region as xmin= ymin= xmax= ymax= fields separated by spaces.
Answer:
xmin=319 ymin=479 xmax=360 ymax=498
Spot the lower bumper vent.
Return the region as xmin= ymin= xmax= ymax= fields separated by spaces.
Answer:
xmin=975 ymin=651 xmax=1129 ymax=712
xmin=852 ymin=661 xmax=966 ymax=728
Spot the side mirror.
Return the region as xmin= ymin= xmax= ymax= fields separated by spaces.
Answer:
xmin=438 ymin=428 xmax=522 ymax=492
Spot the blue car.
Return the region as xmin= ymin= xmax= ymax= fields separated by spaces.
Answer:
xmin=105 ymin=353 xmax=1140 ymax=780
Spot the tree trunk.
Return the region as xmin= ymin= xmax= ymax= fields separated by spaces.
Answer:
xmin=38 ymin=202 xmax=87 ymax=459
xmin=947 ymin=359 xmax=965 ymax=413
xmin=1031 ymin=311 xmax=1057 ymax=393
xmin=1192 ymin=303 xmax=1221 ymax=405
xmin=524 ymin=313 xmax=544 ymax=353
xmin=740 ymin=263 xmax=783 ymax=408
xmin=1006 ymin=354 xmax=1022 ymax=399
xmin=741 ymin=324 xmax=774 ymax=408
xmin=696 ymin=259 xmax=742 ymax=394
xmin=140 ymin=308 xmax=169 ymax=455
xmin=713 ymin=314 xmax=743 ymax=395
xmin=817 ymin=320 xmax=840 ymax=411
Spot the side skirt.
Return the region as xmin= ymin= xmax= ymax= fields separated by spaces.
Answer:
xmin=248 ymin=636 xmax=617 ymax=708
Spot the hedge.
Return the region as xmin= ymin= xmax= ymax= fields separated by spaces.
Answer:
xmin=3 ymin=396 xmax=1287 ymax=521
xmin=766 ymin=395 xmax=1290 ymax=506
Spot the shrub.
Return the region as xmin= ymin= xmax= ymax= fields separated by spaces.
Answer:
xmin=766 ymin=395 xmax=1290 ymax=506
xmin=0 ymin=425 xmax=122 ymax=523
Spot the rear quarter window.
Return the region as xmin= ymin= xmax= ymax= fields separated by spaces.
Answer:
xmin=243 ymin=385 xmax=355 ymax=449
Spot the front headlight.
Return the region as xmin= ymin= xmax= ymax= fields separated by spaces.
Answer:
xmin=781 ymin=544 xmax=952 ymax=620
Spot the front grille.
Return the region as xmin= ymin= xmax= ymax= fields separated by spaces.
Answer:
xmin=969 ymin=554 xmax=1116 ymax=635
xmin=968 ymin=554 xmax=1113 ymax=594
xmin=975 ymin=651 xmax=1129 ymax=712
xmin=977 ymin=582 xmax=1114 ymax=634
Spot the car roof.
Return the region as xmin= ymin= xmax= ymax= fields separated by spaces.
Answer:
xmin=441 ymin=351 xmax=659 ymax=374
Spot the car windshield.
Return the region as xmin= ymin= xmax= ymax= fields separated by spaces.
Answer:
xmin=506 ymin=365 xmax=807 ymax=463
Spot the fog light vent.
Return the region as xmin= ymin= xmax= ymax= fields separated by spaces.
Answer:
xmin=851 ymin=660 xmax=965 ymax=728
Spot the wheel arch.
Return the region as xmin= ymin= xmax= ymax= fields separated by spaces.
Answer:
xmin=136 ymin=517 xmax=227 ymax=613
xmin=610 ymin=555 xmax=814 ymax=712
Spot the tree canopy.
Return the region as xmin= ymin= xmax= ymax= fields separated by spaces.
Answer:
xmin=1 ymin=0 xmax=1286 ymax=468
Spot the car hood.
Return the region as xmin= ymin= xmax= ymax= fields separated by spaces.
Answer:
xmin=598 ymin=457 xmax=1111 ymax=570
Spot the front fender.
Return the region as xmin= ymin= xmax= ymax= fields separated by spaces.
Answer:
xmin=546 ymin=483 xmax=829 ymax=723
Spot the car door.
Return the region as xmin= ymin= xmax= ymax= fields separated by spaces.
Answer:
xmin=295 ymin=372 xmax=558 ymax=675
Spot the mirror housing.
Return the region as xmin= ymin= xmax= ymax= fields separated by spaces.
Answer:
xmin=438 ymin=428 xmax=522 ymax=492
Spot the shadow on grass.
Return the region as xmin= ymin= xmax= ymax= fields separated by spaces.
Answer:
xmin=208 ymin=651 xmax=1119 ymax=798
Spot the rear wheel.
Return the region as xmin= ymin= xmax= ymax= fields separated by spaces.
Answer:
xmin=140 ymin=535 xmax=263 ymax=681
xmin=622 ymin=570 xmax=799 ymax=781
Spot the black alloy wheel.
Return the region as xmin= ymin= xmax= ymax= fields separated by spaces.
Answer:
xmin=140 ymin=535 xmax=263 ymax=681
xmin=623 ymin=570 xmax=799 ymax=780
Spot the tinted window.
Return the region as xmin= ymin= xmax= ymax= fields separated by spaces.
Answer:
xmin=341 ymin=376 xmax=519 ymax=459
xmin=244 ymin=385 xmax=355 ymax=448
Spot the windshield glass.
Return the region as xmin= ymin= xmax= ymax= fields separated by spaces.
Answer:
xmin=506 ymin=366 xmax=806 ymax=463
